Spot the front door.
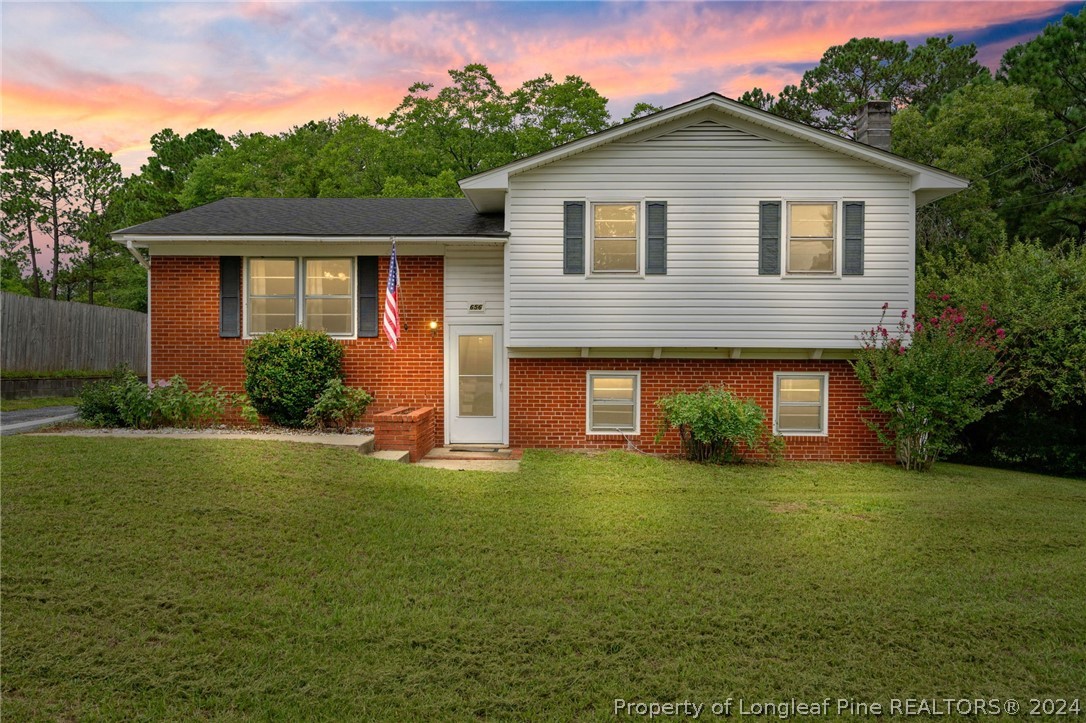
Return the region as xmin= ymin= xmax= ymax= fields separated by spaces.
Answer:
xmin=449 ymin=325 xmax=503 ymax=444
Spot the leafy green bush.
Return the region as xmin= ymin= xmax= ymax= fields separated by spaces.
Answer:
xmin=853 ymin=300 xmax=1007 ymax=471
xmin=243 ymin=328 xmax=344 ymax=427
xmin=76 ymin=364 xmax=155 ymax=428
xmin=116 ymin=374 xmax=157 ymax=428
xmin=655 ymin=385 xmax=782 ymax=464
xmin=77 ymin=364 xmax=140 ymax=427
xmin=304 ymin=378 xmax=374 ymax=432
xmin=78 ymin=365 xmax=254 ymax=429
xmin=151 ymin=376 xmax=230 ymax=428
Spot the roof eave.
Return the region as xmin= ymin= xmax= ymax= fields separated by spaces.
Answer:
xmin=112 ymin=233 xmax=509 ymax=244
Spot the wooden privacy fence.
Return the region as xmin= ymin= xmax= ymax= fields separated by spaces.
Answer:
xmin=1 ymin=292 xmax=147 ymax=373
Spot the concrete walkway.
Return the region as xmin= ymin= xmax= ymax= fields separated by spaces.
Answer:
xmin=33 ymin=427 xmax=376 ymax=452
xmin=22 ymin=426 xmax=522 ymax=472
xmin=0 ymin=406 xmax=79 ymax=435
xmin=417 ymin=446 xmax=522 ymax=473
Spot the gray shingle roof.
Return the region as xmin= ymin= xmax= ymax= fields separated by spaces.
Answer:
xmin=114 ymin=198 xmax=507 ymax=237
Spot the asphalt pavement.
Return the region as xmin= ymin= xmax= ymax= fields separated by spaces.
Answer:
xmin=0 ymin=406 xmax=79 ymax=435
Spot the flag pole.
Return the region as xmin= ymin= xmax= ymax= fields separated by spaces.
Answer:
xmin=383 ymin=239 xmax=402 ymax=350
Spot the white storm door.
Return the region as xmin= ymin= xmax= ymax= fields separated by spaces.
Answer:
xmin=449 ymin=325 xmax=503 ymax=444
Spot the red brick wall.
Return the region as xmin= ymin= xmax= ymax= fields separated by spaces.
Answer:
xmin=508 ymin=358 xmax=891 ymax=462
xmin=150 ymin=255 xmax=445 ymax=438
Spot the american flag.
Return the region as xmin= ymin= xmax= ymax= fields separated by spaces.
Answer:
xmin=383 ymin=241 xmax=400 ymax=350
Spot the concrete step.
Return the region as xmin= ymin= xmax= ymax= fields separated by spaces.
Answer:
xmin=447 ymin=444 xmax=509 ymax=454
xmin=368 ymin=450 xmax=410 ymax=463
xmin=357 ymin=437 xmax=375 ymax=454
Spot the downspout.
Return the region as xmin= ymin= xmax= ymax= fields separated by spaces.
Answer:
xmin=123 ymin=239 xmax=152 ymax=384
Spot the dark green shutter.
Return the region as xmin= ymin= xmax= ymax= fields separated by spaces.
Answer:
xmin=357 ymin=256 xmax=379 ymax=337
xmin=564 ymin=201 xmax=585 ymax=275
xmin=219 ymin=256 xmax=241 ymax=338
xmin=759 ymin=201 xmax=781 ymax=275
xmin=645 ymin=201 xmax=667 ymax=275
xmin=842 ymin=201 xmax=865 ymax=276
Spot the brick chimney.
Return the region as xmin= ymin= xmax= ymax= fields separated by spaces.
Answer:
xmin=856 ymin=101 xmax=891 ymax=152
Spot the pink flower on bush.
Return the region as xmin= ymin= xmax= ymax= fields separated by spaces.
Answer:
xmin=996 ymin=328 xmax=1006 ymax=339
xmin=942 ymin=294 xmax=951 ymax=302
xmin=986 ymin=375 xmax=995 ymax=385
xmin=882 ymin=302 xmax=889 ymax=310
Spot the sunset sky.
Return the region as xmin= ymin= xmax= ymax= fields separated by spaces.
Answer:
xmin=2 ymin=1 xmax=1079 ymax=174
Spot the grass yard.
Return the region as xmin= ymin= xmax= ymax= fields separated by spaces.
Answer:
xmin=2 ymin=437 xmax=1084 ymax=720
xmin=0 ymin=396 xmax=79 ymax=412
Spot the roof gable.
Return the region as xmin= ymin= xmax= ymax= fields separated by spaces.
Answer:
xmin=635 ymin=118 xmax=773 ymax=148
xmin=459 ymin=93 xmax=968 ymax=212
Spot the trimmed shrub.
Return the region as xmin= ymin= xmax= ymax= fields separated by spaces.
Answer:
xmin=243 ymin=328 xmax=343 ymax=427
xmin=304 ymin=378 xmax=374 ymax=432
xmin=656 ymin=385 xmax=783 ymax=464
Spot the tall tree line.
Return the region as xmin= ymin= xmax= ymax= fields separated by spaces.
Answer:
xmin=1 ymin=130 xmax=121 ymax=303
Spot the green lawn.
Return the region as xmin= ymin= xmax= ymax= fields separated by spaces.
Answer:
xmin=3 ymin=437 xmax=1084 ymax=720
xmin=0 ymin=396 xmax=78 ymax=412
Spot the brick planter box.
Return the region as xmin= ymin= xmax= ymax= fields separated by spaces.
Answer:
xmin=373 ymin=406 xmax=436 ymax=463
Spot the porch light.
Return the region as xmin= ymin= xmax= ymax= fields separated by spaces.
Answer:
xmin=429 ymin=320 xmax=440 ymax=337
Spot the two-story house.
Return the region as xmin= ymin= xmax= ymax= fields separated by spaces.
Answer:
xmin=113 ymin=93 xmax=968 ymax=460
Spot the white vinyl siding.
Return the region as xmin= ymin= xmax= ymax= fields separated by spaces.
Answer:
xmin=505 ymin=115 xmax=914 ymax=349
xmin=444 ymin=246 xmax=505 ymax=325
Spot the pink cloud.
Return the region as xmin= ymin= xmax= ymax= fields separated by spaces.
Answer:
xmin=479 ymin=0 xmax=1071 ymax=104
xmin=1 ymin=1 xmax=1073 ymax=174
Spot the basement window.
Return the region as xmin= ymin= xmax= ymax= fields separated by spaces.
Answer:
xmin=587 ymin=371 xmax=640 ymax=434
xmin=773 ymin=372 xmax=828 ymax=435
